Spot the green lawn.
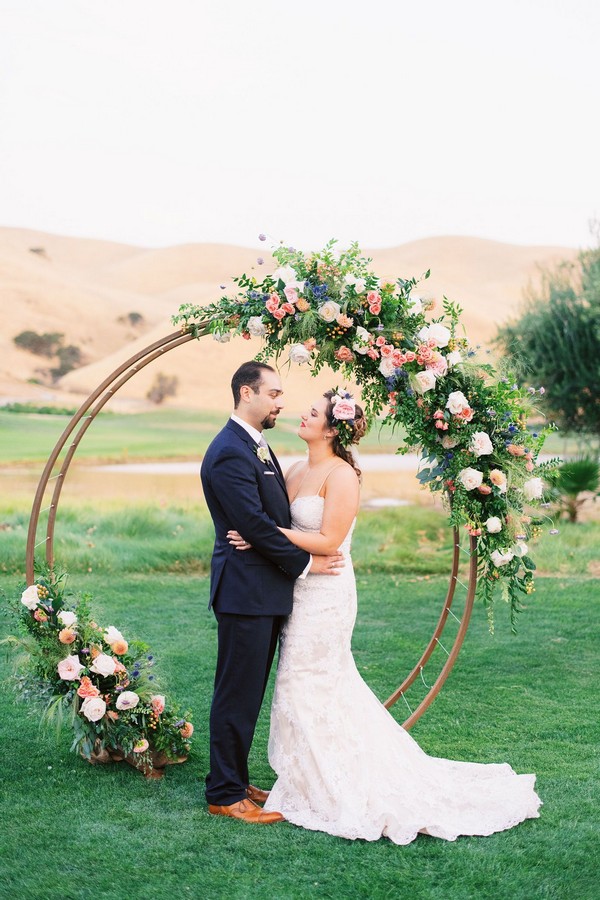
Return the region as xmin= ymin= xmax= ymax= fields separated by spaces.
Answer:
xmin=0 ymin=409 xmax=405 ymax=465
xmin=1 ymin=506 xmax=599 ymax=899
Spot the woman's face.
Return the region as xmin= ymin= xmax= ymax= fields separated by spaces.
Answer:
xmin=298 ymin=396 xmax=332 ymax=444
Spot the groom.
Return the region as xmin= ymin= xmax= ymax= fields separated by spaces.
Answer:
xmin=201 ymin=360 xmax=343 ymax=823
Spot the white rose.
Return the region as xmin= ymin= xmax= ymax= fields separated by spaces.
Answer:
xmin=247 ymin=316 xmax=266 ymax=337
xmin=80 ymin=696 xmax=106 ymax=722
xmin=344 ymin=274 xmax=367 ymax=294
xmin=470 ymin=431 xmax=494 ymax=457
xmin=458 ymin=467 xmax=484 ymax=491
xmin=90 ymin=653 xmax=117 ymax=677
xmin=490 ymin=548 xmax=515 ymax=567
xmin=379 ymin=357 xmax=397 ymax=377
xmin=116 ymin=690 xmax=140 ymax=711
xmin=447 ymin=350 xmax=462 ymax=367
xmin=485 ymin=516 xmax=503 ymax=534
xmin=446 ymin=390 xmax=470 ymax=414
xmin=523 ymin=477 xmax=544 ymax=501
xmin=512 ymin=541 xmax=529 ymax=557
xmin=317 ymin=300 xmax=341 ymax=323
xmin=413 ymin=370 xmax=437 ymax=393
xmin=21 ymin=585 xmax=40 ymax=610
xmin=57 ymin=654 xmax=85 ymax=681
xmin=441 ymin=435 xmax=459 ymax=449
xmin=406 ymin=292 xmax=422 ymax=314
xmin=103 ymin=626 xmax=124 ymax=647
xmin=427 ymin=323 xmax=451 ymax=348
xmin=57 ymin=610 xmax=77 ymax=627
xmin=288 ymin=344 xmax=311 ymax=365
xmin=272 ymin=266 xmax=304 ymax=287
xmin=352 ymin=325 xmax=372 ymax=354
xmin=212 ymin=331 xmax=231 ymax=343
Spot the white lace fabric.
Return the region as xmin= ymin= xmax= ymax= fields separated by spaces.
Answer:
xmin=264 ymin=495 xmax=542 ymax=845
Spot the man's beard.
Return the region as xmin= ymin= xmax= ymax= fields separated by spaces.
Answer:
xmin=261 ymin=413 xmax=278 ymax=430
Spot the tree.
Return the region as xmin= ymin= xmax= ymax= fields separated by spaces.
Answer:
xmin=146 ymin=373 xmax=179 ymax=405
xmin=14 ymin=330 xmax=64 ymax=357
xmin=495 ymin=245 xmax=600 ymax=437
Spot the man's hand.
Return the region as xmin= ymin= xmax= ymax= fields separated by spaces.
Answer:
xmin=310 ymin=553 xmax=345 ymax=576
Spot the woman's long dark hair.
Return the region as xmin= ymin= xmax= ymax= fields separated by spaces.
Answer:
xmin=323 ymin=390 xmax=367 ymax=477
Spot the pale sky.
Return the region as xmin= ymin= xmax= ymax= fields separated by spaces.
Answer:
xmin=1 ymin=0 xmax=598 ymax=251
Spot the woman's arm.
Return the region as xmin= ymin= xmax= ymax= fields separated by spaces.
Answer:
xmin=279 ymin=465 xmax=359 ymax=555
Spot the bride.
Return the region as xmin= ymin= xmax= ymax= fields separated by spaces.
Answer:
xmin=229 ymin=389 xmax=542 ymax=845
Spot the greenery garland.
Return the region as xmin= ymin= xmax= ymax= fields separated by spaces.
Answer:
xmin=173 ymin=239 xmax=558 ymax=630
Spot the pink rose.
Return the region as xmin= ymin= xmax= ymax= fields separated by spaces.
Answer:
xmin=391 ymin=349 xmax=405 ymax=368
xmin=426 ymin=352 xmax=448 ymax=377
xmin=375 ymin=336 xmax=387 ymax=347
xmin=180 ymin=722 xmax=194 ymax=739
xmin=380 ymin=344 xmax=393 ymax=358
xmin=368 ymin=299 xmax=381 ymax=315
xmin=404 ymin=351 xmax=416 ymax=363
xmin=80 ymin=696 xmax=107 ymax=722
xmin=303 ymin=338 xmax=317 ymax=351
xmin=366 ymin=347 xmax=379 ymax=360
xmin=151 ymin=694 xmax=166 ymax=715
xmin=332 ymin=399 xmax=356 ymax=420
xmin=133 ymin=738 xmax=149 ymax=753
xmin=367 ymin=291 xmax=381 ymax=306
xmin=283 ymin=286 xmax=299 ymax=304
xmin=272 ymin=308 xmax=286 ymax=320
xmin=265 ymin=295 xmax=280 ymax=314
xmin=281 ymin=303 xmax=295 ymax=315
xmin=335 ymin=346 xmax=354 ymax=363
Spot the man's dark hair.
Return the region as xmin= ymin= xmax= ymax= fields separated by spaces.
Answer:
xmin=231 ymin=361 xmax=275 ymax=408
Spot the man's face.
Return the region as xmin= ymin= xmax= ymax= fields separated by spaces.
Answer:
xmin=243 ymin=370 xmax=284 ymax=431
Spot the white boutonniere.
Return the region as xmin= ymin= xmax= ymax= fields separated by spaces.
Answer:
xmin=256 ymin=446 xmax=270 ymax=464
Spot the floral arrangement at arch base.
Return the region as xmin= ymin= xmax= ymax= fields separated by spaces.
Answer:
xmin=174 ymin=238 xmax=559 ymax=631
xmin=7 ymin=572 xmax=193 ymax=778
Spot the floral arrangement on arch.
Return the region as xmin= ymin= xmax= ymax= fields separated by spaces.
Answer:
xmin=7 ymin=573 xmax=193 ymax=773
xmin=173 ymin=238 xmax=557 ymax=628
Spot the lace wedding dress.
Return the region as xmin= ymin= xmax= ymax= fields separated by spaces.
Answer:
xmin=263 ymin=495 xmax=542 ymax=844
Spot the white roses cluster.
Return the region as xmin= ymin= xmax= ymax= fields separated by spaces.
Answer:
xmin=288 ymin=344 xmax=311 ymax=365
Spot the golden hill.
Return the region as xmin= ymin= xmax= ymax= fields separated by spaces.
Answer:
xmin=0 ymin=227 xmax=576 ymax=414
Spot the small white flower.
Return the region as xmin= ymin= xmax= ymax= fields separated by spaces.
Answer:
xmin=80 ymin=696 xmax=107 ymax=722
xmin=256 ymin=446 xmax=270 ymax=464
xmin=247 ymin=316 xmax=266 ymax=337
xmin=344 ymin=274 xmax=366 ymax=294
xmin=272 ymin=265 xmax=304 ymax=290
xmin=523 ymin=477 xmax=544 ymax=501
xmin=406 ymin=292 xmax=422 ymax=314
xmin=447 ymin=350 xmax=462 ymax=367
xmin=116 ymin=691 xmax=140 ymax=711
xmin=485 ymin=516 xmax=503 ymax=534
xmin=512 ymin=541 xmax=529 ymax=557
xmin=212 ymin=331 xmax=231 ymax=343
xmin=490 ymin=548 xmax=515 ymax=567
xmin=317 ymin=300 xmax=341 ymax=323
xmin=440 ymin=434 xmax=459 ymax=449
xmin=470 ymin=431 xmax=494 ymax=457
xmin=21 ymin=585 xmax=40 ymax=610
xmin=352 ymin=326 xmax=372 ymax=355
xmin=57 ymin=610 xmax=77 ymax=627
xmin=90 ymin=654 xmax=117 ymax=677
xmin=288 ymin=344 xmax=311 ymax=365
xmin=458 ymin=467 xmax=484 ymax=491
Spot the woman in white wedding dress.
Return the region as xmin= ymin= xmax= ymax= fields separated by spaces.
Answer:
xmin=230 ymin=390 xmax=542 ymax=845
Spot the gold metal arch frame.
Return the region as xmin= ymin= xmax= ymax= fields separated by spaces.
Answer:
xmin=25 ymin=326 xmax=478 ymax=730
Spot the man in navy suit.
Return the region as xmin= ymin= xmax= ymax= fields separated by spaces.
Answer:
xmin=201 ymin=360 xmax=342 ymax=823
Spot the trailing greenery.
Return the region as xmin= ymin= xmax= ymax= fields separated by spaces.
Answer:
xmin=495 ymin=244 xmax=600 ymax=437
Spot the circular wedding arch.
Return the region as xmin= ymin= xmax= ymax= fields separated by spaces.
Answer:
xmin=25 ymin=325 xmax=478 ymax=730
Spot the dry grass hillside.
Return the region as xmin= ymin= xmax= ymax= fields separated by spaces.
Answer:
xmin=0 ymin=227 xmax=576 ymax=413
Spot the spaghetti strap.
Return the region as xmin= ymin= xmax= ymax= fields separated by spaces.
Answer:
xmin=317 ymin=463 xmax=346 ymax=496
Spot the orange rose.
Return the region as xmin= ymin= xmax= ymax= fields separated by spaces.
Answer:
xmin=179 ymin=722 xmax=194 ymax=739
xmin=111 ymin=639 xmax=129 ymax=655
xmin=77 ymin=676 xmax=101 ymax=699
xmin=58 ymin=628 xmax=77 ymax=645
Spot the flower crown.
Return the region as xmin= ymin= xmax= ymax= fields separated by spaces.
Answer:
xmin=329 ymin=389 xmax=357 ymax=446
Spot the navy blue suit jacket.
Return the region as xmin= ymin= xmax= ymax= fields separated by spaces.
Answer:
xmin=201 ymin=419 xmax=310 ymax=615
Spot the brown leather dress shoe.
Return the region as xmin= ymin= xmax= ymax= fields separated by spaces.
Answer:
xmin=208 ymin=798 xmax=284 ymax=824
xmin=247 ymin=784 xmax=271 ymax=805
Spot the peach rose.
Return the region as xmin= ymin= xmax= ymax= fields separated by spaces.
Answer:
xmin=179 ymin=722 xmax=194 ymax=739
xmin=151 ymin=694 xmax=166 ymax=715
xmin=489 ymin=469 xmax=507 ymax=492
xmin=111 ymin=639 xmax=129 ymax=656
xmin=507 ymin=443 xmax=525 ymax=457
xmin=477 ymin=484 xmax=493 ymax=495
xmin=336 ymin=313 xmax=354 ymax=328
xmin=59 ymin=628 xmax=77 ymax=645
xmin=77 ymin=676 xmax=101 ymax=699
xmin=303 ymin=337 xmax=317 ymax=351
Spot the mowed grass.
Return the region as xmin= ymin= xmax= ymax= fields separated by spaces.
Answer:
xmin=1 ymin=568 xmax=598 ymax=900
xmin=0 ymin=409 xmax=405 ymax=465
